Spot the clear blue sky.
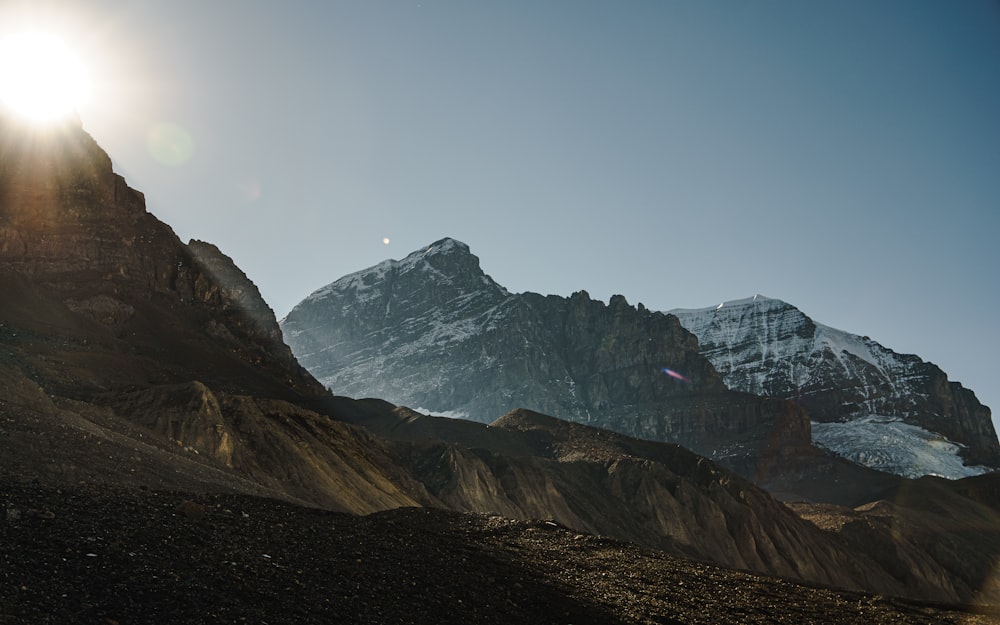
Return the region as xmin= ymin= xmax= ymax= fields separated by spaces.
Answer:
xmin=4 ymin=1 xmax=999 ymax=424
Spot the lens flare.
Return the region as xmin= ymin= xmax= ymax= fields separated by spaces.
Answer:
xmin=147 ymin=122 xmax=194 ymax=167
xmin=661 ymin=367 xmax=692 ymax=384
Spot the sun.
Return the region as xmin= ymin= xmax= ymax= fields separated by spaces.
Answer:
xmin=0 ymin=31 xmax=92 ymax=123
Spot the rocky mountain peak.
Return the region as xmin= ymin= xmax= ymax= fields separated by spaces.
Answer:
xmin=400 ymin=237 xmax=504 ymax=295
xmin=0 ymin=112 xmax=141 ymax=225
xmin=608 ymin=293 xmax=630 ymax=309
xmin=293 ymin=237 xmax=505 ymax=312
xmin=0 ymin=111 xmax=180 ymax=296
xmin=281 ymin=237 xmax=511 ymax=379
xmin=422 ymin=236 xmax=470 ymax=256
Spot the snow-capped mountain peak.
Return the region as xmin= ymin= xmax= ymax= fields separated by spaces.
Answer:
xmin=670 ymin=296 xmax=998 ymax=478
xmin=289 ymin=238 xmax=507 ymax=313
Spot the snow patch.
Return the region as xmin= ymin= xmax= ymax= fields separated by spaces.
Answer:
xmin=814 ymin=323 xmax=885 ymax=374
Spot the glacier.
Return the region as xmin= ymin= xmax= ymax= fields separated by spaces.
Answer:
xmin=811 ymin=416 xmax=992 ymax=479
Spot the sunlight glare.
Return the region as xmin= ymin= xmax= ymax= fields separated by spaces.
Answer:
xmin=0 ymin=31 xmax=92 ymax=122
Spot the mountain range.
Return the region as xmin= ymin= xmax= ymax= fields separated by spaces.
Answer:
xmin=280 ymin=238 xmax=815 ymax=481
xmin=5 ymin=113 xmax=1000 ymax=621
xmin=280 ymin=237 xmax=998 ymax=481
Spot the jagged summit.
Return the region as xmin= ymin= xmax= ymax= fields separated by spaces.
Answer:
xmin=1 ymin=111 xmax=144 ymax=229
xmin=334 ymin=237 xmax=475 ymax=286
xmin=290 ymin=237 xmax=506 ymax=314
xmin=422 ymin=236 xmax=470 ymax=255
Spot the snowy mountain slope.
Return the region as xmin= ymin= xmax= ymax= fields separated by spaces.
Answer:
xmin=280 ymin=238 xmax=511 ymax=402
xmin=670 ymin=296 xmax=999 ymax=478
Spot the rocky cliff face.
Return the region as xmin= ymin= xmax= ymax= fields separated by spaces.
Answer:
xmin=0 ymin=112 xmax=429 ymax=512
xmin=0 ymin=114 xmax=318 ymax=400
xmin=670 ymin=296 xmax=1000 ymax=476
xmin=281 ymin=238 xmax=812 ymax=473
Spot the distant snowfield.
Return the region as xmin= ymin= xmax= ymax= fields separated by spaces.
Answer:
xmin=811 ymin=416 xmax=993 ymax=480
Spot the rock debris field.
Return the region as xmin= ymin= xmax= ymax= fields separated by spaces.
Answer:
xmin=3 ymin=480 xmax=999 ymax=625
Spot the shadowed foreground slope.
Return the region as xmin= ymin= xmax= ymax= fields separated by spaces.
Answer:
xmin=3 ymin=482 xmax=998 ymax=625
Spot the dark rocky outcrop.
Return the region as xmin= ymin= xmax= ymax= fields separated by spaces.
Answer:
xmin=0 ymin=115 xmax=320 ymax=402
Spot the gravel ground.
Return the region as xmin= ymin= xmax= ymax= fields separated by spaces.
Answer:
xmin=3 ymin=480 xmax=998 ymax=625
